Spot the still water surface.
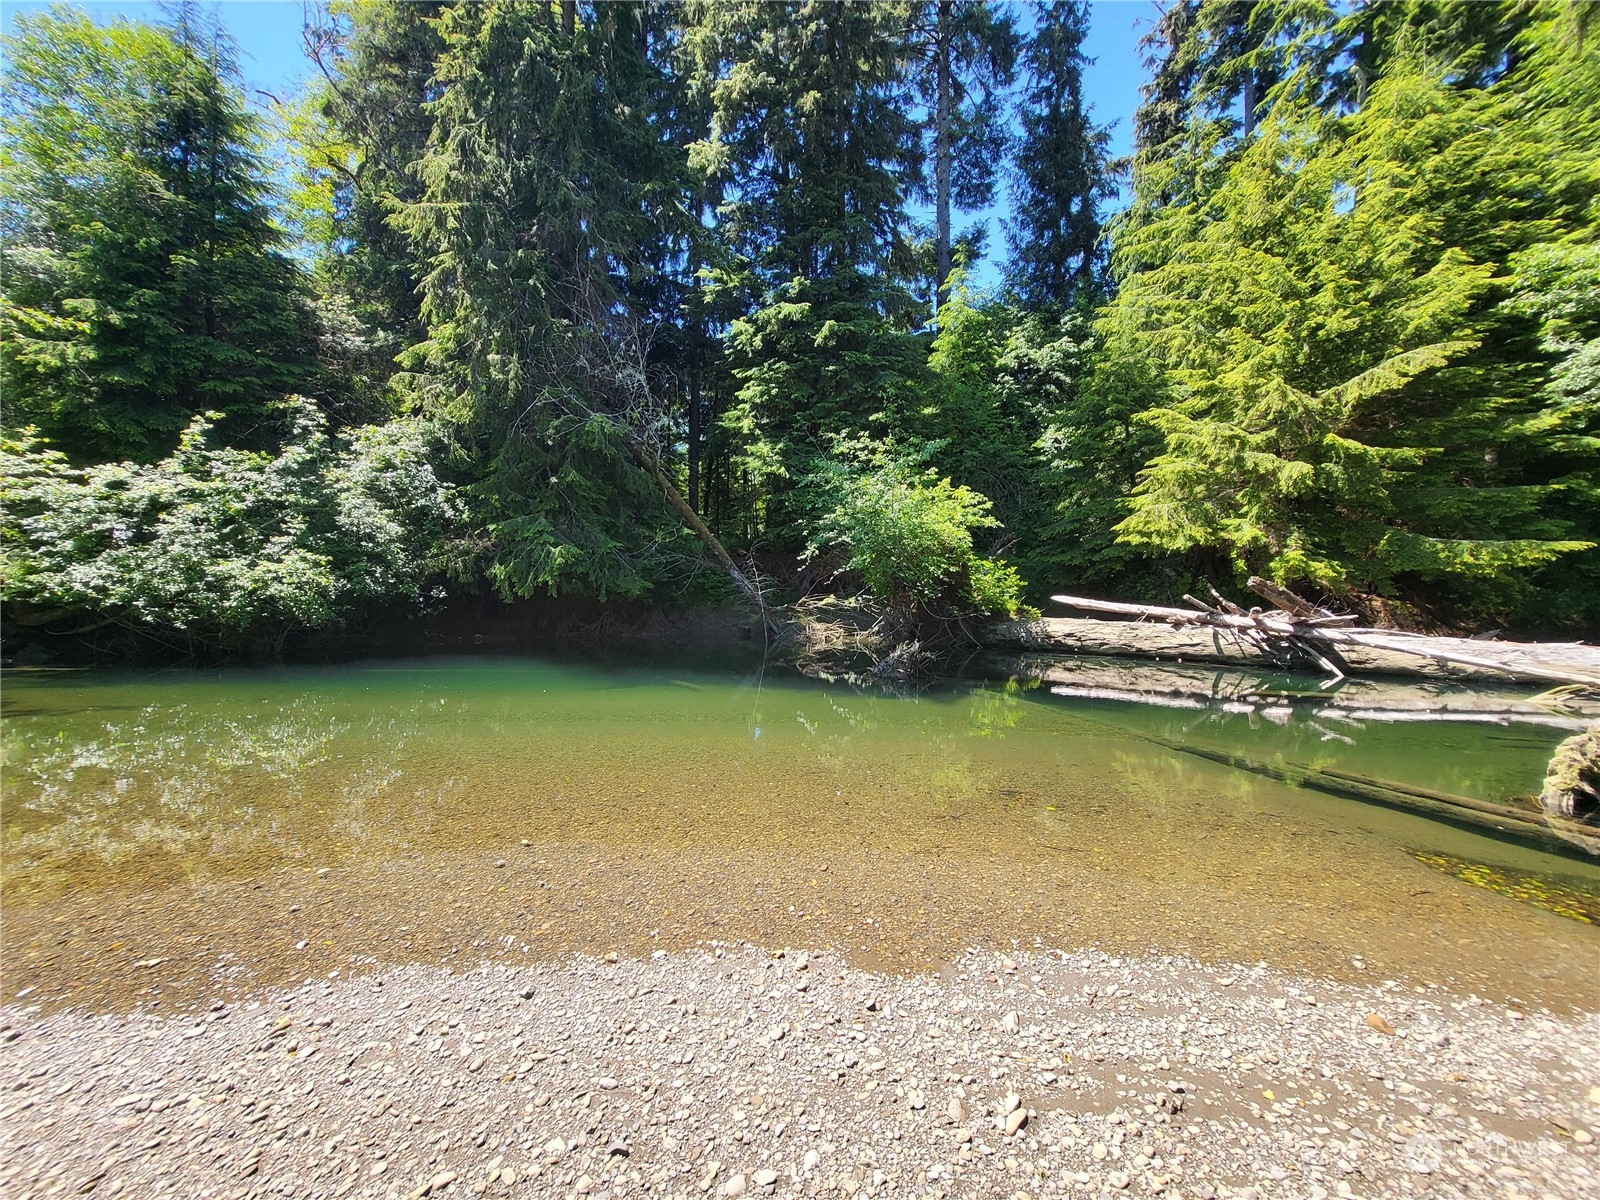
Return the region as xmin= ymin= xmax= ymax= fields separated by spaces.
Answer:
xmin=4 ymin=656 xmax=1597 ymax=1011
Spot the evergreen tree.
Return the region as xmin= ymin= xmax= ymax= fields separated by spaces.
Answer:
xmin=1007 ymin=0 xmax=1118 ymax=309
xmin=1133 ymin=0 xmax=1200 ymax=163
xmin=685 ymin=0 xmax=927 ymax=544
xmin=388 ymin=0 xmax=700 ymax=599
xmin=1107 ymin=3 xmax=1599 ymax=623
xmin=904 ymin=1 xmax=1019 ymax=313
xmin=1 ymin=6 xmax=318 ymax=462
xmin=299 ymin=0 xmax=446 ymax=350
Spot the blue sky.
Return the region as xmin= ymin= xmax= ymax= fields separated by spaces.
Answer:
xmin=2 ymin=0 xmax=1157 ymax=281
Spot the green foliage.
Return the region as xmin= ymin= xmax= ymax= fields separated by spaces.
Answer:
xmin=293 ymin=0 xmax=445 ymax=350
xmin=5 ymin=0 xmax=1598 ymax=648
xmin=685 ymin=0 xmax=932 ymax=544
xmin=721 ymin=278 xmax=929 ymax=541
xmin=1096 ymin=2 xmax=1600 ymax=624
xmin=384 ymin=0 xmax=700 ymax=600
xmin=807 ymin=442 xmax=1029 ymax=619
xmin=0 ymin=404 xmax=458 ymax=638
xmin=0 ymin=6 xmax=319 ymax=462
xmin=919 ymin=276 xmax=1043 ymax=532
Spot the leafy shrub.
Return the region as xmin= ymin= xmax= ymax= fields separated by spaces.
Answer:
xmin=1 ymin=401 xmax=458 ymax=640
xmin=806 ymin=443 xmax=1031 ymax=619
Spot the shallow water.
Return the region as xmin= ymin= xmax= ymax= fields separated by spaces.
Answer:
xmin=4 ymin=656 xmax=1598 ymax=1012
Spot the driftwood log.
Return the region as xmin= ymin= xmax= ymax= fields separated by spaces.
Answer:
xmin=997 ymin=586 xmax=1600 ymax=687
xmin=1541 ymin=722 xmax=1600 ymax=824
xmin=983 ymin=616 xmax=1565 ymax=682
xmin=978 ymin=654 xmax=1600 ymax=732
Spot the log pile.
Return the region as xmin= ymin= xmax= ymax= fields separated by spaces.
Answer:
xmin=1015 ymin=578 xmax=1600 ymax=688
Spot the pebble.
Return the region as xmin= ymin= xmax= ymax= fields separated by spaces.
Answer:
xmin=1 ymin=946 xmax=1594 ymax=1200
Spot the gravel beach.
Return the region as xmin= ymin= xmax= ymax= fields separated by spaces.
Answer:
xmin=4 ymin=945 xmax=1597 ymax=1200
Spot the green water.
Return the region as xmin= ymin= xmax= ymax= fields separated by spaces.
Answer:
xmin=4 ymin=656 xmax=1598 ymax=1010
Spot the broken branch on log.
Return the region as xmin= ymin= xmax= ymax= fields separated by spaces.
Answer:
xmin=1246 ymin=575 xmax=1329 ymax=620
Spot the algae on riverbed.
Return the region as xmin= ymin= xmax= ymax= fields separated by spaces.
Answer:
xmin=1410 ymin=849 xmax=1600 ymax=924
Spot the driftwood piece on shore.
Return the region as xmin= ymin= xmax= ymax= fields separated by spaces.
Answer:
xmin=1247 ymin=575 xmax=1328 ymax=620
xmin=1040 ymin=594 xmax=1600 ymax=687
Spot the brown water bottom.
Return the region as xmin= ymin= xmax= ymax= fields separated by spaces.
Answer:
xmin=7 ymin=793 xmax=1599 ymax=1018
xmin=3 ymin=660 xmax=1598 ymax=1016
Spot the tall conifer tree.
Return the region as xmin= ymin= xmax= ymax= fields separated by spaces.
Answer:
xmin=1007 ymin=0 xmax=1118 ymax=309
xmin=904 ymin=1 xmax=1018 ymax=313
xmin=1 ymin=7 xmax=317 ymax=462
xmin=685 ymin=0 xmax=926 ymax=543
xmin=389 ymin=0 xmax=699 ymax=598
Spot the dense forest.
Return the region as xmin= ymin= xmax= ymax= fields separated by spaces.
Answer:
xmin=3 ymin=0 xmax=1597 ymax=654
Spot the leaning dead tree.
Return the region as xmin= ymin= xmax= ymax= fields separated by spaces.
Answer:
xmin=521 ymin=281 xmax=784 ymax=639
xmin=1047 ymin=578 xmax=1600 ymax=688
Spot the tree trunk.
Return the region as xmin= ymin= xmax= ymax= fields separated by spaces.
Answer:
xmin=934 ymin=0 xmax=953 ymax=315
xmin=622 ymin=433 xmax=782 ymax=637
xmin=687 ymin=345 xmax=703 ymax=515
xmin=561 ymin=1 xmax=575 ymax=38
xmin=1035 ymin=595 xmax=1600 ymax=687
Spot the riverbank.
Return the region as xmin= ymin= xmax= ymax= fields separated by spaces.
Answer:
xmin=3 ymin=945 xmax=1597 ymax=1200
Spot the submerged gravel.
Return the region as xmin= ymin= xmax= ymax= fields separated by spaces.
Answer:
xmin=3 ymin=946 xmax=1597 ymax=1200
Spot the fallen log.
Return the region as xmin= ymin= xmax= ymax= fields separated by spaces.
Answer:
xmin=1043 ymin=594 xmax=1600 ymax=687
xmin=976 ymin=654 xmax=1600 ymax=731
xmin=991 ymin=660 xmax=1598 ymax=855
xmin=1153 ymin=739 xmax=1598 ymax=858
xmin=986 ymin=617 xmax=1517 ymax=680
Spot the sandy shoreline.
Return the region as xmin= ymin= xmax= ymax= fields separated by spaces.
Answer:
xmin=3 ymin=945 xmax=1597 ymax=1200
